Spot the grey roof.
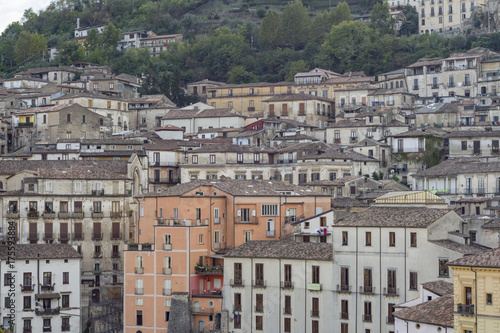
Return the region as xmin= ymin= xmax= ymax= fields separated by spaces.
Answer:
xmin=300 ymin=148 xmax=378 ymax=162
xmin=449 ymin=246 xmax=500 ymax=267
xmin=393 ymin=295 xmax=454 ymax=327
xmin=145 ymin=179 xmax=328 ymax=197
xmin=446 ymin=130 xmax=500 ymax=138
xmin=416 ymin=103 xmax=460 ymax=114
xmin=188 ymin=144 xmax=277 ymax=154
xmin=430 ymin=240 xmax=489 ymax=255
xmin=0 ymin=244 xmax=81 ymax=259
xmin=264 ymin=94 xmax=334 ymax=103
xmin=421 ymin=280 xmax=454 ymax=296
xmin=414 ymin=158 xmax=500 ymax=177
xmin=224 ymin=240 xmax=333 ymax=261
xmin=0 ymin=160 xmax=128 ymax=176
xmin=334 ymin=207 xmax=453 ymax=228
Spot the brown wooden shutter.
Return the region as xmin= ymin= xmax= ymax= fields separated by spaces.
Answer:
xmin=74 ymin=223 xmax=82 ymax=239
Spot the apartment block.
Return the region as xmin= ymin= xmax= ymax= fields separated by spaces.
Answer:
xmin=0 ymin=244 xmax=81 ymax=333
xmin=123 ymin=179 xmax=330 ymax=332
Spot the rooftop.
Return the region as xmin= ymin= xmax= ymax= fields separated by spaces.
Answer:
xmin=449 ymin=246 xmax=500 ymax=268
xmin=393 ymin=295 xmax=453 ymax=327
xmin=225 ymin=240 xmax=333 ymax=261
xmin=0 ymin=244 xmax=81 ymax=260
xmin=421 ymin=280 xmax=454 ymax=296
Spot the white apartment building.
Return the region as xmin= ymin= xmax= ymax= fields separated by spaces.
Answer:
xmin=223 ymin=241 xmax=334 ymax=333
xmin=292 ymin=209 xmax=335 ymax=243
xmin=0 ymin=244 xmax=81 ymax=333
xmin=331 ymin=191 xmax=487 ymax=333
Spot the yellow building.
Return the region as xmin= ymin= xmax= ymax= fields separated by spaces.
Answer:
xmin=206 ymin=82 xmax=293 ymax=116
xmin=449 ymin=247 xmax=500 ymax=333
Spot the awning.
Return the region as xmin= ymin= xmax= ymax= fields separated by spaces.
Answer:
xmin=35 ymin=293 xmax=60 ymax=299
xmin=205 ymin=254 xmax=225 ymax=259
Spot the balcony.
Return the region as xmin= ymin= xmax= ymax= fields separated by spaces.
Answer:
xmin=149 ymin=178 xmax=180 ymax=184
xmin=384 ymin=287 xmax=399 ymax=296
xmin=350 ymin=137 xmax=357 ymax=142
xmin=311 ymin=310 xmax=320 ymax=318
xmin=42 ymin=212 xmax=56 ymax=219
xmin=413 ymin=85 xmax=419 ymax=90
xmin=135 ymin=288 xmax=143 ymax=295
xmin=163 ymin=288 xmax=172 ymax=296
xmin=72 ymin=233 xmax=84 ymax=241
xmin=7 ymin=212 xmax=19 ymax=218
xmin=214 ymin=242 xmax=220 ymax=250
xmin=93 ymin=252 xmax=102 ymax=258
xmin=281 ymin=281 xmax=294 ymax=289
xmin=457 ymin=304 xmax=474 ymax=315
xmin=192 ymin=306 xmax=214 ymax=315
xmin=61 ymin=324 xmax=70 ymax=332
xmin=230 ymin=279 xmax=244 ymax=287
xmin=92 ymin=233 xmax=103 ymax=241
xmin=149 ymin=161 xmax=178 ymax=167
xmin=135 ymin=267 xmax=144 ymax=274
xmin=73 ymin=212 xmax=84 ymax=219
xmin=110 ymin=211 xmax=122 ymax=218
xmin=363 ymin=314 xmax=372 ymax=322
xmin=43 ymin=327 xmax=51 ymax=333
xmin=337 ymin=284 xmax=351 ymax=293
xmin=248 ymin=107 xmax=255 ymax=112
xmin=28 ymin=233 xmax=39 ymax=241
xmin=27 ymin=211 xmax=39 ymax=218
xmin=254 ymin=279 xmax=266 ymax=288
xmin=387 ymin=316 xmax=395 ymax=324
xmin=255 ymin=305 xmax=264 ymax=313
xmin=92 ymin=190 xmax=105 ymax=196
xmin=164 ymin=243 xmax=172 ymax=251
xmin=195 ymin=265 xmax=223 ymax=275
xmin=18 ymin=122 xmax=34 ymax=127
xmin=360 ymin=286 xmax=375 ymax=294
xmin=94 ymin=269 xmax=102 ymax=275
xmin=191 ymin=289 xmax=223 ymax=297
xmin=283 ymin=307 xmax=292 ymax=315
xmin=43 ymin=233 xmax=54 ymax=241
xmin=110 ymin=232 xmax=122 ymax=240
xmin=163 ymin=267 xmax=172 ymax=275
xmin=340 ymin=312 xmax=349 ymax=320
xmin=92 ymin=212 xmax=104 ymax=218
xmin=266 ymin=230 xmax=275 ymax=237
xmin=111 ymin=252 xmax=120 ymax=258
xmin=59 ymin=232 xmax=70 ymax=242
xmin=23 ymin=327 xmax=32 ymax=333
xmin=35 ymin=308 xmax=59 ymax=315
xmin=22 ymin=285 xmax=34 ymax=292
xmin=431 ymin=84 xmax=439 ymax=89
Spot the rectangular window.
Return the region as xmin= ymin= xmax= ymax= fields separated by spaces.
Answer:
xmin=62 ymin=294 xmax=70 ymax=308
xmin=136 ymin=310 xmax=143 ymax=326
xmin=439 ymin=259 xmax=449 ymax=277
xmin=342 ymin=231 xmax=348 ymax=246
xmin=210 ymin=155 xmax=216 ymax=164
xmin=23 ymin=296 xmax=31 ymax=310
xmin=234 ymin=263 xmax=242 ymax=284
xmin=74 ymin=223 xmax=82 ymax=240
xmin=341 ymin=299 xmax=348 ymax=319
xmin=365 ymin=232 xmax=371 ymax=246
xmin=410 ymin=272 xmax=418 ymax=290
xmin=192 ymin=155 xmax=198 ymax=164
xmin=389 ymin=232 xmax=396 ymax=247
xmin=341 ymin=267 xmax=349 ymax=290
xmin=284 ymin=264 xmax=292 ymax=286
xmin=261 ymin=204 xmax=278 ymax=216
xmin=256 ymin=316 xmax=263 ymax=330
xmin=487 ymin=293 xmax=493 ymax=305
xmin=387 ymin=269 xmax=397 ymax=294
xmin=410 ymin=232 xmax=417 ymax=247
xmin=63 ymin=272 xmax=69 ymax=284
xmin=256 ymin=293 xmax=263 ymax=312
xmin=237 ymin=153 xmax=243 ymax=163
xmin=255 ymin=263 xmax=264 ymax=286
xmin=284 ymin=317 xmax=291 ymax=332
xmin=364 ymin=301 xmax=372 ymax=322
xmin=341 ymin=323 xmax=348 ymax=333
xmin=312 ymin=266 xmax=320 ymax=284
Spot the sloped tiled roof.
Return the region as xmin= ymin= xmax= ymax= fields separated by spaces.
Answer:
xmin=264 ymin=94 xmax=334 ymax=103
xmin=225 ymin=240 xmax=333 ymax=261
xmin=415 ymin=158 xmax=500 ymax=177
xmin=430 ymin=239 xmax=489 ymax=255
xmin=334 ymin=207 xmax=453 ymax=228
xmin=0 ymin=244 xmax=81 ymax=259
xmin=393 ymin=295 xmax=453 ymax=327
xmin=0 ymin=160 xmax=128 ymax=176
xmin=421 ymin=280 xmax=454 ymax=296
xmin=449 ymin=246 xmax=500 ymax=267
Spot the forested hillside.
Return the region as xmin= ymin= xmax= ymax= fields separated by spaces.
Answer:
xmin=2 ymin=0 xmax=500 ymax=106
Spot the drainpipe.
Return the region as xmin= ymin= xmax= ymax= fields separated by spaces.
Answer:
xmin=355 ymin=227 xmax=358 ymax=333
xmin=472 ymin=267 xmax=478 ymax=332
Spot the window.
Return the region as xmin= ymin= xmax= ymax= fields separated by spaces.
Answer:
xmin=342 ymin=231 xmax=348 ymax=246
xmin=256 ymin=316 xmax=263 ymax=330
xmin=261 ymin=204 xmax=278 ymax=216
xmin=62 ymin=294 xmax=70 ymax=308
xmin=63 ymin=272 xmax=69 ymax=284
xmin=320 ymin=217 xmax=326 ymax=227
xmin=234 ymin=263 xmax=242 ymax=284
xmin=192 ymin=155 xmax=198 ymax=164
xmin=388 ymin=303 xmax=395 ymax=323
xmin=364 ymin=268 xmax=372 ymax=292
xmin=165 ymin=311 xmax=170 ymax=321
xmin=43 ymin=319 xmax=51 ymax=331
xmin=23 ymin=296 xmax=31 ymax=310
xmin=312 ymin=266 xmax=320 ymax=284
xmin=237 ymin=153 xmax=243 ymax=163
xmin=389 ymin=232 xmax=395 ymax=247
xmin=210 ymin=155 xmax=216 ymax=164
xmin=365 ymin=232 xmax=371 ymax=246
xmin=240 ymin=208 xmax=250 ymax=222
xmin=136 ymin=310 xmax=143 ymax=326
xmin=312 ymin=297 xmax=319 ymax=317
xmin=255 ymin=263 xmax=264 ymax=286
xmin=341 ymin=267 xmax=349 ymax=290
xmin=74 ymin=223 xmax=82 ymax=240
xmin=67 ymin=114 xmax=71 ymax=123
xmin=284 ymin=317 xmax=291 ymax=332
xmin=439 ymin=259 xmax=449 ymax=277
xmin=387 ymin=269 xmax=397 ymax=294
xmin=364 ymin=301 xmax=372 ymax=322
xmin=234 ymin=293 xmax=241 ymax=328
xmin=341 ymin=323 xmax=348 ymax=333
xmin=284 ymin=295 xmax=292 ymax=315
xmin=487 ymin=293 xmax=493 ymax=305
xmin=410 ymin=232 xmax=417 ymax=247
xmin=43 ymin=272 xmax=52 ymax=287
xmin=109 ymin=83 xmax=114 ymax=90
xmin=256 ymin=293 xmax=263 ymax=312
xmin=341 ymin=299 xmax=348 ymax=319
xmin=245 ymin=230 xmax=252 ymax=242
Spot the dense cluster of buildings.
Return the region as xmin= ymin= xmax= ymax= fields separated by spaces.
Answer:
xmin=1 ymin=44 xmax=500 ymax=332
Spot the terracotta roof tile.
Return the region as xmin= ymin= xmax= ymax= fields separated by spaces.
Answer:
xmin=449 ymin=246 xmax=500 ymax=267
xmin=0 ymin=244 xmax=81 ymax=259
xmin=224 ymin=240 xmax=333 ymax=261
xmin=393 ymin=295 xmax=454 ymax=327
xmin=421 ymin=280 xmax=454 ymax=296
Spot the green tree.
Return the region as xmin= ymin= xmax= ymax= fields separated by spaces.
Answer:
xmin=370 ymin=2 xmax=396 ymax=35
xmin=281 ymin=0 xmax=310 ymax=50
xmin=227 ymin=65 xmax=258 ymax=84
xmin=285 ymin=60 xmax=309 ymax=81
xmin=399 ymin=4 xmax=418 ymax=36
xmin=259 ymin=9 xmax=282 ymax=50
xmin=84 ymin=28 xmax=100 ymax=51
xmin=311 ymin=3 xmax=351 ymax=41
xmin=101 ymin=23 xmax=120 ymax=49
xmin=55 ymin=40 xmax=85 ymax=65
xmin=14 ymin=31 xmax=47 ymax=64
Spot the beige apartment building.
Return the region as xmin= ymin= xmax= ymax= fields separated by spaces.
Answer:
xmin=418 ymin=0 xmax=485 ymax=34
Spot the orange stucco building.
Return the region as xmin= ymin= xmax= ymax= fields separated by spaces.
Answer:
xmin=123 ymin=179 xmax=330 ymax=332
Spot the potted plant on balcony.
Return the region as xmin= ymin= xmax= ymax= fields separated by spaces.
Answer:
xmin=142 ymin=243 xmax=152 ymax=250
xmin=129 ymin=209 xmax=134 ymax=217
xmin=195 ymin=264 xmax=205 ymax=273
xmin=128 ymin=243 xmax=139 ymax=250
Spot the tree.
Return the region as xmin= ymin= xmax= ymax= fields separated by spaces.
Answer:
xmin=311 ymin=3 xmax=351 ymax=41
xmin=14 ymin=31 xmax=48 ymax=64
xmin=55 ymin=40 xmax=85 ymax=65
xmin=101 ymin=23 xmax=120 ymax=49
xmin=285 ymin=60 xmax=309 ymax=81
xmin=227 ymin=65 xmax=258 ymax=84
xmin=370 ymin=2 xmax=396 ymax=35
xmin=281 ymin=0 xmax=310 ymax=50
xmin=399 ymin=5 xmax=418 ymax=36
xmin=259 ymin=9 xmax=282 ymax=50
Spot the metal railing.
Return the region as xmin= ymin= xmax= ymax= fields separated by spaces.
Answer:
xmin=135 ymin=288 xmax=143 ymax=295
xmin=457 ymin=304 xmax=474 ymax=314
xmin=230 ymin=279 xmax=244 ymax=286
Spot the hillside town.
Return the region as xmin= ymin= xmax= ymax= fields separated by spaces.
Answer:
xmin=0 ymin=0 xmax=500 ymax=329
xmin=0 ymin=43 xmax=499 ymax=333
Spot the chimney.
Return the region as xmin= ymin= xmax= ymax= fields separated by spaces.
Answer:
xmin=77 ymin=18 xmax=80 ymax=29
